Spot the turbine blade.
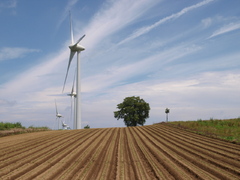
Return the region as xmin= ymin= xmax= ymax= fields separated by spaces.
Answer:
xmin=62 ymin=50 xmax=76 ymax=92
xmin=69 ymin=11 xmax=74 ymax=44
xmin=74 ymin=34 xmax=85 ymax=46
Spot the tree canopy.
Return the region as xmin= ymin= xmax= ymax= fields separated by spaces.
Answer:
xmin=114 ymin=96 xmax=150 ymax=127
xmin=84 ymin=125 xmax=90 ymax=129
xmin=165 ymin=108 xmax=170 ymax=122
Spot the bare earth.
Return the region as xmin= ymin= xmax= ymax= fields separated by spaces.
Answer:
xmin=0 ymin=124 xmax=239 ymax=180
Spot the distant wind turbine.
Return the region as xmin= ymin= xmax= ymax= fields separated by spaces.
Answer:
xmin=55 ymin=99 xmax=63 ymax=130
xmin=62 ymin=12 xmax=85 ymax=129
xmin=61 ymin=119 xmax=71 ymax=130
xmin=67 ymin=68 xmax=77 ymax=129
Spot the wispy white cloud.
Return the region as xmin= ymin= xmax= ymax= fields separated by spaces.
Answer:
xmin=56 ymin=0 xmax=79 ymax=29
xmin=1 ymin=49 xmax=67 ymax=97
xmin=118 ymin=0 xmax=215 ymax=45
xmin=208 ymin=21 xmax=240 ymax=38
xmin=81 ymin=0 xmax=159 ymax=52
xmin=0 ymin=99 xmax=16 ymax=107
xmin=0 ymin=0 xmax=17 ymax=9
xmin=0 ymin=0 xmax=17 ymax=14
xmin=82 ymin=70 xmax=240 ymax=127
xmin=82 ymin=42 xmax=202 ymax=94
xmin=201 ymin=17 xmax=212 ymax=28
xmin=0 ymin=47 xmax=40 ymax=61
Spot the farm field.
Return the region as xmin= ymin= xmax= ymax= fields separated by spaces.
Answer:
xmin=0 ymin=123 xmax=240 ymax=179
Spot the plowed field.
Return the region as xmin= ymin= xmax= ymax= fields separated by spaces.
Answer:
xmin=0 ymin=123 xmax=239 ymax=179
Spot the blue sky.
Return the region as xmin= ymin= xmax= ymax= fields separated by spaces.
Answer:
xmin=0 ymin=0 xmax=240 ymax=129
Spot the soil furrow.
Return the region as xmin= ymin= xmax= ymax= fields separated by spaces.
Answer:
xmin=14 ymin=129 xmax=101 ymax=180
xmin=115 ymin=128 xmax=135 ymax=180
xmin=134 ymin=126 xmax=210 ymax=180
xmin=129 ymin=127 xmax=174 ymax=180
xmin=0 ymin=131 xmax=61 ymax=148
xmin=0 ymin=130 xmax=86 ymax=174
xmin=160 ymin=124 xmax=240 ymax=153
xmin=78 ymin=128 xmax=116 ymax=179
xmin=69 ymin=128 xmax=115 ymax=180
xmin=0 ymin=131 xmax=80 ymax=163
xmin=85 ymin=128 xmax=120 ymax=180
xmin=141 ymin=126 xmax=230 ymax=179
xmin=125 ymin=127 xmax=155 ymax=179
xmin=105 ymin=128 xmax=120 ymax=179
xmin=1 ymin=130 xmax=94 ymax=179
xmin=116 ymin=128 xmax=125 ymax=180
xmin=0 ymin=131 xmax=70 ymax=153
xmin=122 ymin=127 xmax=139 ymax=179
xmin=144 ymin=125 xmax=239 ymax=179
xmin=152 ymin=125 xmax=240 ymax=161
xmin=33 ymin=129 xmax=106 ymax=180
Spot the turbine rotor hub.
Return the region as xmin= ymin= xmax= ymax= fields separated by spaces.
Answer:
xmin=69 ymin=44 xmax=85 ymax=51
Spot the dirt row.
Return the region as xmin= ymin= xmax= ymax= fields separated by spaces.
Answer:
xmin=0 ymin=124 xmax=239 ymax=179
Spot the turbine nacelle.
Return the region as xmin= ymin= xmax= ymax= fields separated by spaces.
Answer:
xmin=69 ymin=44 xmax=85 ymax=52
xmin=61 ymin=120 xmax=70 ymax=130
xmin=55 ymin=100 xmax=63 ymax=118
xmin=56 ymin=113 xmax=62 ymax=118
xmin=62 ymin=121 xmax=67 ymax=127
xmin=55 ymin=99 xmax=63 ymax=130
xmin=68 ymin=92 xmax=77 ymax=97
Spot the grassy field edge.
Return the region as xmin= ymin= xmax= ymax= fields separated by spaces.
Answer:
xmin=165 ymin=118 xmax=240 ymax=144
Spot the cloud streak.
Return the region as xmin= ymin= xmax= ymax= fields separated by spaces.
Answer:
xmin=0 ymin=47 xmax=40 ymax=61
xmin=83 ymin=70 xmax=240 ymax=128
xmin=81 ymin=0 xmax=159 ymax=52
xmin=56 ymin=0 xmax=79 ymax=29
xmin=209 ymin=21 xmax=240 ymax=38
xmin=118 ymin=0 xmax=214 ymax=45
xmin=0 ymin=0 xmax=17 ymax=9
xmin=82 ymin=42 xmax=202 ymax=94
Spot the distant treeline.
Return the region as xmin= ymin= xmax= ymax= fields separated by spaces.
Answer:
xmin=0 ymin=122 xmax=24 ymax=130
xmin=0 ymin=122 xmax=50 ymax=137
xmin=0 ymin=122 xmax=50 ymax=131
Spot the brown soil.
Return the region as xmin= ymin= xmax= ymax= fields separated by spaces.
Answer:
xmin=0 ymin=124 xmax=239 ymax=179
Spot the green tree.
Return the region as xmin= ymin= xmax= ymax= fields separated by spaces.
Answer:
xmin=165 ymin=108 xmax=170 ymax=122
xmin=84 ymin=125 xmax=90 ymax=129
xmin=114 ymin=96 xmax=150 ymax=127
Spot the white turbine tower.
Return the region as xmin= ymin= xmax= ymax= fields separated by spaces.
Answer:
xmin=55 ymin=100 xmax=63 ymax=130
xmin=63 ymin=12 xmax=85 ymax=129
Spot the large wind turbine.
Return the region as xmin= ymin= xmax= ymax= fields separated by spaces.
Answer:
xmin=63 ymin=12 xmax=85 ymax=129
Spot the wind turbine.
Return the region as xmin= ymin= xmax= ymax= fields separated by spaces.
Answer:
xmin=63 ymin=12 xmax=85 ymax=129
xmin=61 ymin=120 xmax=70 ymax=130
xmin=55 ymin=100 xmax=63 ymax=130
xmin=67 ymin=69 xmax=77 ymax=129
